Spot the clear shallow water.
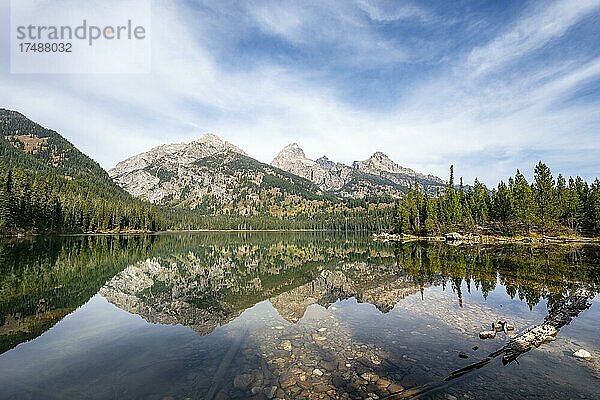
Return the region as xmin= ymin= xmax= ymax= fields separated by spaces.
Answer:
xmin=0 ymin=233 xmax=599 ymax=399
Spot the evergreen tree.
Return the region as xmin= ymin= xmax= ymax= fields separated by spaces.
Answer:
xmin=492 ymin=181 xmax=513 ymax=229
xmin=563 ymin=177 xmax=582 ymax=232
xmin=533 ymin=161 xmax=557 ymax=233
xmin=423 ymin=196 xmax=439 ymax=234
xmin=468 ymin=178 xmax=490 ymax=226
xmin=586 ymin=179 xmax=600 ymax=234
xmin=511 ymin=170 xmax=535 ymax=233
xmin=391 ymin=162 xmax=598 ymax=237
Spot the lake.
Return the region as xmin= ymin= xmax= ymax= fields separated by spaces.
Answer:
xmin=0 ymin=232 xmax=599 ymax=399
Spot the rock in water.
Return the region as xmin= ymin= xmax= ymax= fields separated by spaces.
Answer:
xmin=573 ymin=349 xmax=592 ymax=360
xmin=281 ymin=340 xmax=292 ymax=352
xmin=479 ymin=330 xmax=496 ymax=339
xmin=233 ymin=373 xmax=254 ymax=389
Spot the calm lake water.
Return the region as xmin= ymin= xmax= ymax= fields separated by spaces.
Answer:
xmin=0 ymin=233 xmax=599 ymax=400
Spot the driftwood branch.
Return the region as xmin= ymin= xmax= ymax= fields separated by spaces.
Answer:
xmin=489 ymin=285 xmax=594 ymax=365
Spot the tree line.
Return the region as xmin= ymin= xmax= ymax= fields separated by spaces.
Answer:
xmin=0 ymin=167 xmax=163 ymax=234
xmin=0 ymin=165 xmax=395 ymax=234
xmin=393 ymin=162 xmax=600 ymax=236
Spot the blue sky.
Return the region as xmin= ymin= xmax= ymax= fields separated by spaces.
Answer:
xmin=0 ymin=0 xmax=599 ymax=185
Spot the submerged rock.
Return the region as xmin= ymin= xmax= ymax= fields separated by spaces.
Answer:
xmin=233 ymin=373 xmax=254 ymax=389
xmin=280 ymin=340 xmax=292 ymax=352
xmin=479 ymin=330 xmax=496 ymax=339
xmin=573 ymin=349 xmax=592 ymax=360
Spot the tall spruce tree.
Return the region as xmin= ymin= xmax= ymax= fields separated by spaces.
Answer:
xmin=533 ymin=161 xmax=557 ymax=233
xmin=563 ymin=176 xmax=585 ymax=232
xmin=468 ymin=178 xmax=490 ymax=226
xmin=511 ymin=169 xmax=535 ymax=233
xmin=492 ymin=181 xmax=513 ymax=229
xmin=587 ymin=179 xmax=600 ymax=234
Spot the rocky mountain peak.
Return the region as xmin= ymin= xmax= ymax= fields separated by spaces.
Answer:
xmin=195 ymin=132 xmax=223 ymax=145
xmin=371 ymin=151 xmax=391 ymax=161
xmin=315 ymin=156 xmax=335 ymax=170
xmin=277 ymin=142 xmax=306 ymax=159
xmin=272 ymin=144 xmax=351 ymax=192
xmin=271 ymin=143 xmax=310 ymax=170
xmin=192 ymin=133 xmax=247 ymax=155
xmin=354 ymin=151 xmax=409 ymax=175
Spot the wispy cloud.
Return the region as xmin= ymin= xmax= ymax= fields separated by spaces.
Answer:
xmin=0 ymin=0 xmax=598 ymax=186
xmin=356 ymin=0 xmax=434 ymax=23
xmin=467 ymin=0 xmax=600 ymax=76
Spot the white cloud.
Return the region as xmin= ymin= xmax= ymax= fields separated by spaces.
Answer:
xmin=356 ymin=0 xmax=433 ymax=23
xmin=467 ymin=0 xmax=600 ymax=76
xmin=0 ymin=0 xmax=598 ymax=186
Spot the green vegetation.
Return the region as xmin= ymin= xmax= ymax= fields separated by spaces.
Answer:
xmin=393 ymin=161 xmax=600 ymax=236
xmin=0 ymin=109 xmax=163 ymax=234
xmin=0 ymin=109 xmax=395 ymax=234
xmin=1 ymin=109 xmax=598 ymax=235
xmin=393 ymin=242 xmax=600 ymax=309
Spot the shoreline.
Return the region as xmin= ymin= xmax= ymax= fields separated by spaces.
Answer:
xmin=0 ymin=229 xmax=360 ymax=239
xmin=373 ymin=232 xmax=600 ymax=245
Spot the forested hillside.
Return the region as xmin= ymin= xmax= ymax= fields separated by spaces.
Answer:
xmin=0 ymin=109 xmax=162 ymax=234
xmin=393 ymin=163 xmax=600 ymax=236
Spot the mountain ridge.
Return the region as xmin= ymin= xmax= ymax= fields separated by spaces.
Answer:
xmin=110 ymin=134 xmax=448 ymax=209
xmin=271 ymin=141 xmax=446 ymax=197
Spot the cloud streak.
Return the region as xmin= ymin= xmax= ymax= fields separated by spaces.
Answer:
xmin=0 ymin=0 xmax=598 ymax=186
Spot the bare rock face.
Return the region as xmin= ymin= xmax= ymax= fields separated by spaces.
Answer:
xmin=353 ymin=152 xmax=445 ymax=195
xmin=272 ymin=144 xmax=446 ymax=198
xmin=271 ymin=144 xmax=350 ymax=191
xmin=315 ymin=156 xmax=335 ymax=170
xmin=110 ymin=134 xmax=447 ymax=206
xmin=108 ymin=134 xmax=324 ymax=213
xmin=108 ymin=133 xmax=248 ymax=203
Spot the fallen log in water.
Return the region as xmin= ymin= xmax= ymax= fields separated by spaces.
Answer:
xmin=385 ymin=285 xmax=595 ymax=399
xmin=489 ymin=285 xmax=594 ymax=365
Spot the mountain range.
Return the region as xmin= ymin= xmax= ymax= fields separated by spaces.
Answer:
xmin=1 ymin=109 xmax=447 ymax=232
xmin=272 ymin=142 xmax=445 ymax=197
xmin=109 ymin=133 xmax=447 ymax=208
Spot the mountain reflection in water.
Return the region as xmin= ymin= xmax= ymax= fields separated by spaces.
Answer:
xmin=0 ymin=233 xmax=599 ymax=400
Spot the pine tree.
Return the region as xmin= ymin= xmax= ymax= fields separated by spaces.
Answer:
xmin=511 ymin=170 xmax=535 ymax=233
xmin=533 ymin=161 xmax=557 ymax=233
xmin=586 ymin=179 xmax=600 ymax=234
xmin=469 ymin=178 xmax=490 ymax=226
xmin=444 ymin=166 xmax=462 ymax=228
xmin=423 ymin=196 xmax=439 ymax=234
xmin=556 ymin=174 xmax=569 ymax=228
xmin=492 ymin=181 xmax=512 ymax=230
